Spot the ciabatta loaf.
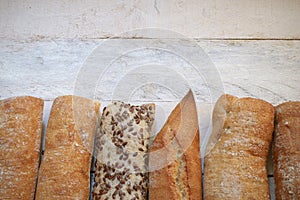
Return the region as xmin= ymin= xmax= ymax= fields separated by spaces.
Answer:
xmin=0 ymin=96 xmax=43 ymax=199
xmin=149 ymin=90 xmax=202 ymax=200
xmin=204 ymin=94 xmax=274 ymax=200
xmin=93 ymin=102 xmax=155 ymax=200
xmin=273 ymin=102 xmax=300 ymax=200
xmin=35 ymin=95 xmax=100 ymax=200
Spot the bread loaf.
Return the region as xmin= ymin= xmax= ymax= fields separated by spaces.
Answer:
xmin=93 ymin=101 xmax=155 ymax=200
xmin=0 ymin=96 xmax=44 ymax=199
xmin=149 ymin=90 xmax=202 ymax=200
xmin=204 ymin=94 xmax=274 ymax=199
xmin=35 ymin=95 xmax=100 ymax=200
xmin=273 ymin=102 xmax=300 ymax=200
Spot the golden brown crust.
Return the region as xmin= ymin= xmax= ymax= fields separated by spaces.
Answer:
xmin=35 ymin=95 xmax=100 ymax=200
xmin=273 ymin=102 xmax=300 ymax=199
xmin=149 ymin=90 xmax=202 ymax=200
xmin=204 ymin=94 xmax=274 ymax=200
xmin=0 ymin=96 xmax=44 ymax=199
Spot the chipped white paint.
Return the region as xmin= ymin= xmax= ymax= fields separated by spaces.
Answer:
xmin=0 ymin=0 xmax=300 ymax=39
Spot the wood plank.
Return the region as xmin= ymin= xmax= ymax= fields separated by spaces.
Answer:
xmin=0 ymin=39 xmax=299 ymax=104
xmin=1 ymin=0 xmax=300 ymax=39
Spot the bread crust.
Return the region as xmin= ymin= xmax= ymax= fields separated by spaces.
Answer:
xmin=0 ymin=96 xmax=44 ymax=199
xmin=273 ymin=102 xmax=300 ymax=200
xmin=204 ymin=94 xmax=274 ymax=200
xmin=35 ymin=95 xmax=100 ymax=200
xmin=93 ymin=101 xmax=155 ymax=200
xmin=149 ymin=90 xmax=202 ymax=200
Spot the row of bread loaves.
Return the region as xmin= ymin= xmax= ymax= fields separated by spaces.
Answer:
xmin=0 ymin=93 xmax=299 ymax=199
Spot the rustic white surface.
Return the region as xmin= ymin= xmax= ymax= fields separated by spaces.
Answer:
xmin=1 ymin=0 xmax=300 ymax=39
xmin=1 ymin=39 xmax=299 ymax=103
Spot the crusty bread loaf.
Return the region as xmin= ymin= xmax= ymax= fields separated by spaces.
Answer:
xmin=93 ymin=101 xmax=155 ymax=200
xmin=149 ymin=90 xmax=202 ymax=200
xmin=35 ymin=95 xmax=100 ymax=200
xmin=0 ymin=96 xmax=44 ymax=199
xmin=273 ymin=102 xmax=300 ymax=200
xmin=204 ymin=94 xmax=274 ymax=200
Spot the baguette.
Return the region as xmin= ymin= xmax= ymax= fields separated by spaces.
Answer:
xmin=93 ymin=101 xmax=155 ymax=200
xmin=149 ymin=90 xmax=202 ymax=200
xmin=35 ymin=95 xmax=100 ymax=200
xmin=0 ymin=96 xmax=44 ymax=199
xmin=273 ymin=102 xmax=300 ymax=199
xmin=204 ymin=94 xmax=274 ymax=199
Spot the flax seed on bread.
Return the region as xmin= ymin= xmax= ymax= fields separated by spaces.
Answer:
xmin=93 ymin=102 xmax=155 ymax=200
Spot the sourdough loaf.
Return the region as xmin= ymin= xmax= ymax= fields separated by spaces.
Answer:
xmin=93 ymin=102 xmax=155 ymax=200
xmin=35 ymin=95 xmax=100 ymax=200
xmin=273 ymin=102 xmax=300 ymax=200
xmin=204 ymin=94 xmax=274 ymax=199
xmin=0 ymin=96 xmax=44 ymax=199
xmin=149 ymin=90 xmax=202 ymax=200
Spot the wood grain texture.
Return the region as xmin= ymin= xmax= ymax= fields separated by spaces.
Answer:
xmin=0 ymin=39 xmax=299 ymax=105
xmin=0 ymin=0 xmax=300 ymax=39
xmin=0 ymin=96 xmax=43 ymax=199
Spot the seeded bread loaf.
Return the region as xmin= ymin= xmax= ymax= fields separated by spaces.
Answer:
xmin=149 ymin=90 xmax=202 ymax=200
xmin=93 ymin=102 xmax=155 ymax=200
xmin=35 ymin=95 xmax=100 ymax=200
xmin=204 ymin=94 xmax=274 ymax=199
xmin=0 ymin=96 xmax=44 ymax=199
xmin=273 ymin=102 xmax=300 ymax=199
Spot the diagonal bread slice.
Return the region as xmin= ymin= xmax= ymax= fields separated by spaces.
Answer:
xmin=0 ymin=96 xmax=44 ymax=199
xmin=35 ymin=95 xmax=100 ymax=200
xmin=149 ymin=90 xmax=202 ymax=200
xmin=93 ymin=101 xmax=155 ymax=200
xmin=204 ymin=94 xmax=274 ymax=200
